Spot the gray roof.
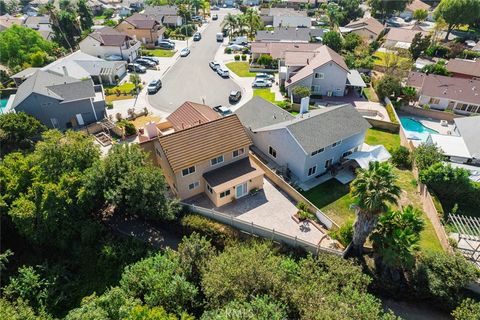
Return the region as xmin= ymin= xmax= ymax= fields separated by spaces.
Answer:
xmin=256 ymin=27 xmax=312 ymax=42
xmin=12 ymin=70 xmax=95 ymax=108
xmin=11 ymin=67 xmax=40 ymax=79
xmin=454 ymin=117 xmax=480 ymax=159
xmin=203 ymin=157 xmax=259 ymax=188
xmin=235 ymin=96 xmax=295 ymax=131
xmin=256 ymin=104 xmax=371 ymax=153
xmin=144 ymin=5 xmax=178 ymax=16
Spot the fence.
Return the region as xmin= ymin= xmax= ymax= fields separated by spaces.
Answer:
xmin=183 ymin=202 xmax=345 ymax=256
xmin=365 ymin=117 xmax=400 ymax=133
xmin=398 ymin=105 xmax=461 ymax=122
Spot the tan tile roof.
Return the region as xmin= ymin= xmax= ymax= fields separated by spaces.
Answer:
xmin=284 ymin=50 xmax=317 ymax=66
xmin=251 ymin=41 xmax=322 ymax=59
xmin=90 ymin=27 xmax=131 ymax=46
xmin=124 ymin=13 xmax=159 ymax=29
xmin=406 ymin=0 xmax=431 ymax=12
xmin=166 ymin=101 xmax=221 ymax=131
xmin=286 ymin=45 xmax=348 ymax=86
xmin=158 ymin=115 xmax=252 ymax=172
xmin=406 ymin=71 xmax=480 ymax=105
xmin=446 ymin=59 xmax=480 ymax=78
xmin=385 ymin=27 xmax=426 ymax=44
xmin=345 ymin=17 xmax=384 ymax=37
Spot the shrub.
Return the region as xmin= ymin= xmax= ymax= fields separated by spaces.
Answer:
xmin=292 ymin=86 xmax=311 ymax=100
xmin=413 ymin=143 xmax=445 ymax=171
xmin=106 ymin=102 xmax=113 ymax=109
xmin=422 ymin=104 xmax=430 ymax=110
xmin=385 ymin=103 xmax=398 ymax=124
xmin=117 ymin=120 xmax=136 ymax=136
xmin=234 ymin=54 xmax=240 ymax=61
xmin=329 ymin=220 xmax=353 ymax=247
xmin=391 ymin=146 xmax=412 ymax=169
xmin=375 ymin=75 xmax=401 ymax=101
xmin=241 ymin=54 xmax=247 ymax=61
xmin=180 ymin=214 xmax=240 ymax=246
xmin=224 ymin=47 xmax=232 ymax=54
xmin=452 ymin=298 xmax=480 ymax=320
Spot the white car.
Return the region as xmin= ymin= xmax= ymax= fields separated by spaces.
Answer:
xmin=255 ymin=73 xmax=274 ymax=82
xmin=209 ymin=61 xmax=220 ymax=70
xmin=252 ymin=79 xmax=272 ymax=87
xmin=217 ymin=67 xmax=229 ymax=78
xmin=227 ymin=44 xmax=245 ymax=51
xmin=180 ymin=48 xmax=190 ymax=57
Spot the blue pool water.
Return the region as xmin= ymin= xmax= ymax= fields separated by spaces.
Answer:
xmin=0 ymin=99 xmax=8 ymax=113
xmin=400 ymin=117 xmax=438 ymax=142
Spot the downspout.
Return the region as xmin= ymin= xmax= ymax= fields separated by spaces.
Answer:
xmin=90 ymin=97 xmax=99 ymax=121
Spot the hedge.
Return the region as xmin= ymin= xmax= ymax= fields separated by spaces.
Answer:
xmin=180 ymin=214 xmax=240 ymax=246
xmin=386 ymin=103 xmax=399 ymax=124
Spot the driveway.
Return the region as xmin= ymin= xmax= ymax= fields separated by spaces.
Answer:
xmin=148 ymin=9 xmax=242 ymax=113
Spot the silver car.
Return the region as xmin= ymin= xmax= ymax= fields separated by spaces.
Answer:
xmin=217 ymin=67 xmax=229 ymax=78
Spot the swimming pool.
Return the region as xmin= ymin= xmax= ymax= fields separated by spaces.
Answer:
xmin=400 ymin=117 xmax=438 ymax=142
xmin=0 ymin=99 xmax=8 ymax=114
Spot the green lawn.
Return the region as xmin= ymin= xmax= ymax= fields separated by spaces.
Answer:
xmin=373 ymin=51 xmax=410 ymax=67
xmin=94 ymin=15 xmax=106 ymax=20
xmin=144 ymin=49 xmax=175 ymax=57
xmin=105 ymin=83 xmax=136 ymax=94
xmin=226 ymin=62 xmax=255 ymax=77
xmin=105 ymin=95 xmax=134 ymax=103
xmin=253 ymin=88 xmax=276 ymax=103
xmin=363 ymin=86 xmax=379 ymax=102
xmin=365 ymin=128 xmax=400 ymax=151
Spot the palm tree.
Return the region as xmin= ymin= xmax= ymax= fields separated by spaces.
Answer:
xmin=221 ymin=13 xmax=238 ymax=37
xmin=350 ymin=161 xmax=401 ymax=255
xmin=43 ymin=3 xmax=74 ymax=52
xmin=243 ymin=7 xmax=263 ymax=40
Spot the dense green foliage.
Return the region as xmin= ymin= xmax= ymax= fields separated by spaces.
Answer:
xmin=322 ymin=31 xmax=343 ymax=53
xmin=434 ymin=0 xmax=480 ymax=40
xmin=390 ymin=146 xmax=412 ymax=169
xmin=368 ymin=0 xmax=409 ymax=20
xmin=413 ymin=143 xmax=446 ymax=171
xmin=452 ymin=298 xmax=480 ymax=320
xmin=409 ymin=33 xmax=431 ymax=60
xmin=77 ymin=0 xmax=94 ymax=31
xmin=421 ymin=60 xmax=451 ymax=76
xmin=0 ymin=112 xmax=46 ymax=153
xmin=375 ymin=75 xmax=402 ymax=101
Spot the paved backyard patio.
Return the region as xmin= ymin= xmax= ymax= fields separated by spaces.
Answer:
xmin=185 ymin=178 xmax=336 ymax=247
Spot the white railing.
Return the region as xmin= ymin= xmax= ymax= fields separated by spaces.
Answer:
xmin=182 ymin=202 xmax=346 ymax=257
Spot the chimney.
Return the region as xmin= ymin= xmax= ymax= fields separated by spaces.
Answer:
xmin=62 ymin=66 xmax=68 ymax=77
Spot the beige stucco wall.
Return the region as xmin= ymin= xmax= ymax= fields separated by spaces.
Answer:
xmin=351 ymin=28 xmax=377 ymax=42
xmin=206 ymin=174 xmax=264 ymax=207
xmin=116 ymin=22 xmax=163 ymax=44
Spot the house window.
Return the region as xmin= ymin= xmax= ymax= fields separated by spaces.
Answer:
xmin=429 ymin=97 xmax=440 ymax=105
xmin=311 ymin=147 xmax=324 ymax=156
xmin=314 ymin=72 xmax=324 ymax=79
xmin=342 ymin=151 xmax=353 ymax=158
xmin=311 ymin=85 xmax=320 ymax=93
xmin=220 ymin=189 xmax=231 ymax=198
xmin=325 ymin=158 xmax=333 ymax=168
xmin=206 ymin=184 xmax=213 ymax=193
xmin=233 ymin=148 xmax=245 ymax=158
xmin=182 ymin=166 xmax=196 ymax=176
xmin=268 ymin=146 xmax=277 ymax=158
xmin=210 ymin=155 xmax=224 ymax=166
xmin=188 ymin=181 xmax=200 ymax=190
xmin=308 ymin=166 xmax=317 ymax=176
xmin=331 ymin=140 xmax=342 ymax=148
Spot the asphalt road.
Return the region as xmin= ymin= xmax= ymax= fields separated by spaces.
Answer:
xmin=148 ymin=11 xmax=241 ymax=113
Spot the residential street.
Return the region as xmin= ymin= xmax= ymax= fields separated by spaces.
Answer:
xmin=148 ymin=9 xmax=242 ymax=113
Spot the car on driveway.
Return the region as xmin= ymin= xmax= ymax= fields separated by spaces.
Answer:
xmin=180 ymin=48 xmax=190 ymax=57
xmin=229 ymin=90 xmax=242 ymax=103
xmin=193 ymin=32 xmax=201 ymax=41
xmin=157 ymin=40 xmax=175 ymax=49
xmin=226 ymin=44 xmax=245 ymax=51
xmin=127 ymin=63 xmax=146 ymax=73
xmin=252 ymin=79 xmax=272 ymax=87
xmin=213 ymin=105 xmax=232 ymax=116
xmin=211 ymin=5 xmax=219 ymax=10
xmin=147 ymin=79 xmax=162 ymax=94
xmin=136 ymin=58 xmax=156 ymax=68
xmin=255 ymin=73 xmax=274 ymax=82
xmin=217 ymin=67 xmax=229 ymax=78
xmin=141 ymin=56 xmax=159 ymax=65
xmin=209 ymin=61 xmax=220 ymax=70
xmin=212 ymin=14 xmax=218 ymax=20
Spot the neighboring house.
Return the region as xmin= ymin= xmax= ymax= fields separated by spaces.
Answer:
xmin=426 ymin=117 xmax=480 ymax=165
xmin=235 ymin=97 xmax=370 ymax=187
xmin=283 ymin=0 xmax=319 ymax=9
xmin=23 ymin=15 xmax=54 ymax=40
xmin=0 ymin=14 xmax=24 ymax=30
xmin=166 ymin=101 xmax=221 ymax=131
xmin=255 ymin=27 xmax=321 ymax=42
xmin=115 ymin=13 xmax=165 ymax=45
xmin=250 ymin=41 xmax=322 ymax=61
xmin=79 ymin=27 xmax=141 ymax=62
xmin=446 ymin=59 xmax=480 ymax=80
xmin=384 ymin=27 xmax=427 ymax=49
xmin=284 ymin=45 xmax=366 ymax=97
xmin=118 ymin=6 xmax=132 ymax=17
xmin=260 ymin=8 xmax=311 ymax=28
xmin=6 ymin=70 xmax=105 ymax=130
xmin=144 ymin=5 xmax=183 ymax=27
xmin=406 ymin=71 xmax=480 ymax=115
xmin=399 ymin=0 xmax=431 ymax=21
xmin=152 ymin=115 xmax=265 ymax=207
xmin=343 ymin=17 xmax=384 ymax=43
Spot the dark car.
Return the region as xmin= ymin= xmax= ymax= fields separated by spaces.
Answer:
xmin=135 ymin=58 xmax=156 ymax=68
xmin=147 ymin=79 xmax=162 ymax=94
xmin=193 ymin=32 xmax=201 ymax=41
xmin=229 ymin=90 xmax=241 ymax=103
xmin=212 ymin=14 xmax=218 ymax=20
xmin=157 ymin=41 xmax=175 ymax=49
xmin=141 ymin=56 xmax=159 ymax=65
xmin=213 ymin=105 xmax=232 ymax=116
xmin=127 ymin=63 xmax=146 ymax=73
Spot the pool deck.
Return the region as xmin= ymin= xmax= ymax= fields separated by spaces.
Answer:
xmin=398 ymin=112 xmax=455 ymax=135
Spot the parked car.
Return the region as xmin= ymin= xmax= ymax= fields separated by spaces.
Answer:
xmin=229 ymin=36 xmax=247 ymax=45
xmin=209 ymin=61 xmax=220 ymax=70
xmin=255 ymin=73 xmax=274 ymax=82
xmin=216 ymin=32 xmax=224 ymax=42
xmin=226 ymin=44 xmax=245 ymax=51
xmin=211 ymin=5 xmax=219 ymax=10
xmin=135 ymin=58 xmax=156 ymax=68
xmin=147 ymin=79 xmax=162 ymax=94
xmin=229 ymin=90 xmax=242 ymax=103
xmin=127 ymin=63 xmax=146 ymax=73
xmin=157 ymin=40 xmax=175 ymax=49
xmin=141 ymin=56 xmax=159 ymax=64
xmin=193 ymin=32 xmax=201 ymax=41
xmin=192 ymin=15 xmax=202 ymax=22
xmin=212 ymin=14 xmax=218 ymax=20
xmin=213 ymin=105 xmax=232 ymax=116
xmin=252 ymin=79 xmax=272 ymax=87
xmin=217 ymin=67 xmax=229 ymax=78
xmin=180 ymin=48 xmax=190 ymax=57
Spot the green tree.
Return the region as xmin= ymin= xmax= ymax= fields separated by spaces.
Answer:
xmin=350 ymin=161 xmax=401 ymax=255
xmin=178 ymin=232 xmax=216 ymax=284
xmin=52 ymin=10 xmax=82 ymax=50
xmin=375 ymin=74 xmax=402 ymax=101
xmin=77 ymin=0 xmax=94 ymax=31
xmin=337 ymin=0 xmax=364 ymax=26
xmin=390 ymin=146 xmax=412 ymax=169
xmin=343 ymin=32 xmax=363 ymax=52
xmin=322 ymin=31 xmax=343 ymax=52
xmin=401 ymin=86 xmax=417 ymax=104
xmin=421 ymin=60 xmax=451 ymax=75
xmin=291 ymin=86 xmax=311 ymax=99
xmin=0 ymin=112 xmax=46 ymax=153
xmin=0 ymin=298 xmax=45 ymax=320
xmin=413 ymin=9 xmax=429 ymax=21
xmin=368 ymin=0 xmax=410 ymax=21
xmin=452 ymin=298 xmax=480 ymax=320
xmin=201 ymin=296 xmax=287 ymax=320
xmin=221 ymin=13 xmax=239 ymax=37
xmin=371 ymin=206 xmax=424 ymax=279
xmin=243 ymin=8 xmax=263 ymax=40
xmin=434 ymin=0 xmax=480 ymax=40
xmin=412 ymin=143 xmax=445 ymax=171
xmin=0 ymin=0 xmax=7 ymax=14
xmin=409 ymin=33 xmax=431 ymax=60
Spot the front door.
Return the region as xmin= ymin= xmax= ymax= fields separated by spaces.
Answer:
xmin=235 ymin=182 xmax=248 ymax=199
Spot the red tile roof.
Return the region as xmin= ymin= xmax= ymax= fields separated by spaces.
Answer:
xmin=166 ymin=101 xmax=221 ymax=131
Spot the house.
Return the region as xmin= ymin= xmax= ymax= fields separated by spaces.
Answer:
xmin=0 ymin=14 xmax=24 ymax=30
xmin=118 ymin=6 xmax=132 ymax=17
xmin=343 ymin=17 xmax=384 ymax=43
xmin=115 ymin=13 xmax=165 ymax=45
xmin=5 ymin=70 xmax=105 ymax=130
xmin=399 ymin=0 xmax=431 ymax=21
xmin=79 ymin=27 xmax=141 ymax=62
xmin=384 ymin=27 xmax=427 ymax=49
xmin=255 ymin=27 xmax=321 ymax=42
xmin=152 ymin=115 xmax=265 ymax=206
xmin=250 ymin=41 xmax=322 ymax=61
xmin=260 ymin=8 xmax=311 ymax=28
xmin=166 ymin=101 xmax=221 ymax=131
xmin=23 ymin=15 xmax=54 ymax=40
xmin=144 ymin=5 xmax=183 ymax=27
xmin=284 ymin=45 xmax=366 ymax=97
xmin=406 ymin=71 xmax=480 ymax=115
xmin=446 ymin=59 xmax=480 ymax=80
xmin=426 ymin=117 xmax=480 ymax=165
xmin=283 ymin=0 xmax=320 ymax=9
xmin=235 ymin=97 xmax=370 ymax=187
